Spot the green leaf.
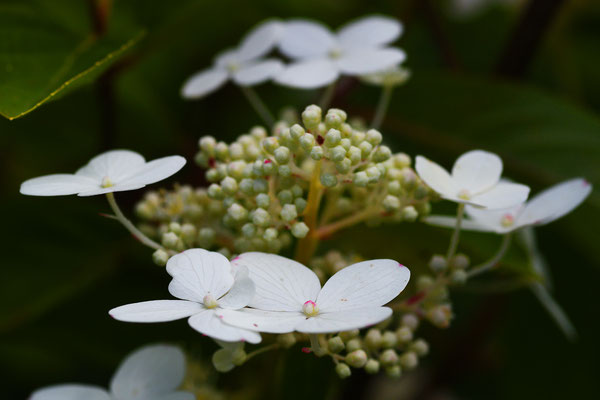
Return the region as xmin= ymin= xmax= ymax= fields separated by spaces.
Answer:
xmin=0 ymin=0 xmax=145 ymax=120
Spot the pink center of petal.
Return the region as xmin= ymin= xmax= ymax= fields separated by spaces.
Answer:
xmin=302 ymin=300 xmax=319 ymax=317
xmin=500 ymin=214 xmax=515 ymax=227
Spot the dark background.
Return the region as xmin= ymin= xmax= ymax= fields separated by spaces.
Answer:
xmin=1 ymin=0 xmax=599 ymax=399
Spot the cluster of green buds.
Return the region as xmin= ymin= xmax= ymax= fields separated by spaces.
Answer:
xmin=135 ymin=104 xmax=433 ymax=266
xmin=331 ymin=314 xmax=429 ymax=379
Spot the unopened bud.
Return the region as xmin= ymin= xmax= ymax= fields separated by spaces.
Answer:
xmin=277 ymin=333 xmax=297 ymax=348
xmin=365 ymin=329 xmax=383 ymax=350
xmin=381 ymin=331 xmax=398 ymax=348
xmin=364 ymin=359 xmax=380 ymax=374
xmin=327 ymin=336 xmax=345 ymax=353
xmin=396 ymin=326 xmax=413 ymax=343
xmin=429 ymin=254 xmax=447 ymax=272
xmin=385 ymin=365 xmax=402 ymax=378
xmin=345 ymin=338 xmax=362 ymax=353
xmin=400 ymin=351 xmax=418 ymax=370
xmin=339 ymin=329 xmax=359 ymax=341
xmin=335 ymin=362 xmax=351 ymax=379
xmin=450 ymin=253 xmax=470 ymax=269
xmin=291 ymin=222 xmax=309 ymax=238
xmin=402 ymin=313 xmax=419 ymax=331
xmin=380 ymin=349 xmax=399 ymax=366
xmin=346 ymin=350 xmax=368 ymax=368
xmin=410 ymin=339 xmax=429 ymax=356
xmin=152 ymin=249 xmax=169 ymax=266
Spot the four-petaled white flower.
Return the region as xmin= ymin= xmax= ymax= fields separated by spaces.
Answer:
xmin=30 ymin=344 xmax=194 ymax=400
xmin=415 ymin=150 xmax=530 ymax=209
xmin=20 ymin=150 xmax=186 ymax=197
xmin=110 ymin=249 xmax=261 ymax=344
xmin=275 ymin=16 xmax=406 ymax=88
xmin=181 ymin=20 xmax=284 ymax=99
xmin=216 ymin=252 xmax=410 ymax=334
xmin=425 ymin=178 xmax=592 ymax=233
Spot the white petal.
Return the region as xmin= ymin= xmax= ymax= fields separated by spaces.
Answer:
xmin=471 ymin=182 xmax=530 ymax=209
xmin=278 ymin=20 xmax=335 ymax=59
xmin=75 ymin=150 xmax=145 ymax=182
xmin=167 ymin=249 xmax=234 ymax=303
xmin=20 ymin=174 xmax=98 ymax=196
xmin=76 ymin=183 xmax=147 ymax=197
xmin=415 ymin=155 xmax=456 ymax=198
xmin=181 ymin=68 xmax=229 ymax=99
xmin=232 ymin=252 xmax=321 ymax=311
xmin=232 ymin=59 xmax=284 ymax=86
xmin=218 ymin=266 xmax=255 ymax=309
xmin=317 ymin=259 xmax=410 ymax=312
xmin=188 ymin=309 xmax=261 ymax=343
xmin=464 ymin=204 xmax=522 ymax=233
xmin=217 ymin=308 xmax=304 ymax=334
xmin=297 ymin=307 xmax=392 ymax=333
xmin=274 ymin=59 xmax=339 ymax=89
xmin=30 ymin=385 xmax=110 ymax=400
xmin=109 ymin=300 xmax=204 ymax=322
xmin=118 ymin=155 xmax=186 ymax=186
xmin=336 ymin=47 xmax=406 ymax=75
xmin=517 ymin=178 xmax=592 ymax=227
xmin=451 ymin=150 xmax=502 ymax=194
xmin=424 ymin=215 xmax=499 ymax=233
xmin=110 ymin=344 xmax=186 ymax=399
xmin=214 ymin=48 xmax=239 ymax=68
xmin=237 ymin=20 xmax=284 ymax=61
xmin=337 ymin=16 xmax=402 ymax=48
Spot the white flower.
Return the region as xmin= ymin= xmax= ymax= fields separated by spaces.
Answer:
xmin=181 ymin=20 xmax=284 ymax=99
xmin=109 ymin=249 xmax=261 ymax=344
xmin=217 ymin=252 xmax=410 ymax=334
xmin=20 ymin=150 xmax=186 ymax=197
xmin=415 ymin=150 xmax=530 ymax=209
xmin=425 ymin=178 xmax=592 ymax=233
xmin=275 ymin=16 xmax=406 ymax=89
xmin=30 ymin=344 xmax=194 ymax=400
xmin=361 ymin=65 xmax=411 ymax=87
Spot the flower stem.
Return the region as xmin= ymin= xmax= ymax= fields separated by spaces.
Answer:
xmin=105 ymin=192 xmax=164 ymax=251
xmin=309 ymin=334 xmax=326 ymax=356
xmin=316 ymin=208 xmax=378 ymax=239
xmin=446 ymin=203 xmax=465 ymax=261
xmin=240 ymin=86 xmax=275 ymax=127
xmin=245 ymin=343 xmax=280 ymax=362
xmin=371 ymin=85 xmax=394 ymax=130
xmin=319 ymin=81 xmax=337 ymax=110
xmin=294 ymin=161 xmax=323 ymax=264
xmin=467 ymin=234 xmax=512 ymax=278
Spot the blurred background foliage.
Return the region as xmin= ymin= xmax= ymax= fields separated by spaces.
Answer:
xmin=1 ymin=0 xmax=599 ymax=399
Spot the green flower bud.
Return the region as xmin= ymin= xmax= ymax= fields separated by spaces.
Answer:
xmin=348 ymin=146 xmax=362 ymax=165
xmin=245 ymin=144 xmax=261 ymax=160
xmin=382 ymin=195 xmax=401 ymax=211
xmin=181 ymin=223 xmax=197 ymax=244
xmin=291 ymin=222 xmax=309 ymax=238
xmin=197 ymin=227 xmax=215 ymax=248
xmin=451 ymin=269 xmax=468 ymax=284
xmin=253 ymin=179 xmax=268 ymax=193
xmin=263 ymin=227 xmax=278 ymax=241
xmin=450 ymin=254 xmax=470 ymax=269
xmin=320 ymin=173 xmax=338 ymax=188
xmin=229 ymin=143 xmax=244 ymax=160
xmin=414 ymin=185 xmax=429 ymax=200
xmin=223 ymin=196 xmax=235 ymax=209
xmin=385 ymin=365 xmax=402 ymax=378
xmin=302 ymin=105 xmax=322 ymax=131
xmin=373 ymin=145 xmax=392 ymax=162
xmin=393 ymin=153 xmax=411 ymax=168
xmin=401 ymin=169 xmax=416 ymax=188
xmin=238 ymin=178 xmax=253 ymax=195
xmin=381 ymin=331 xmax=398 ymax=348
xmin=262 ymin=137 xmax=279 ymax=154
xmin=274 ymin=146 xmax=290 ymax=164
xmin=339 ymin=329 xmax=360 ymax=341
xmin=429 ymin=254 xmax=447 ymax=272
xmin=207 ymin=183 xmax=223 ymax=199
xmin=351 ymin=130 xmax=366 ymax=145
xmin=310 ymin=146 xmax=324 ymax=160
xmin=426 ymin=304 xmax=452 ymax=328
xmin=399 ymin=351 xmax=418 ymax=370
xmin=291 ymin=185 xmax=303 ymax=198
xmin=396 ymin=326 xmax=413 ymax=343
xmin=278 ymin=165 xmax=292 ymax=177
xmin=217 ymin=247 xmax=231 ymax=258
xmin=353 ymin=171 xmax=369 ymax=187
xmin=401 ymin=314 xmax=419 ymax=331
xmin=335 ymin=158 xmax=352 ymax=174
xmin=255 ymin=193 xmax=270 ymax=208
xmin=365 ymin=329 xmax=382 ymax=350
xmin=221 ymin=176 xmax=238 ymax=195
xmin=277 ymin=333 xmax=297 ymax=348
xmin=250 ymin=126 xmax=267 ymax=141
xmin=325 ymin=129 xmax=342 ymax=147
xmin=417 ymin=275 xmax=435 ymax=291
xmin=366 ymin=129 xmax=383 ymax=146
xmin=168 ymin=222 xmax=182 ymax=234
xmin=212 ymin=348 xmax=236 ymax=373
xmin=294 ymin=198 xmax=307 ymax=213
xmin=152 ymin=249 xmax=169 ymax=267
xmin=199 ymin=136 xmax=216 ymax=155
xmin=325 ymin=109 xmax=346 ymax=129
xmin=380 ymin=349 xmax=399 ymax=366
xmin=330 ymin=145 xmax=347 ymax=162
xmin=241 ymin=223 xmax=256 ymax=238
xmin=262 ymin=159 xmax=275 ymax=175
xmin=410 ymin=339 xmax=429 ymax=356
xmin=252 ymin=208 xmax=271 ymax=227
xmin=364 ymin=359 xmax=380 ymax=374
xmin=276 ymin=190 xmax=292 ymax=205
xmin=340 ymin=138 xmax=352 ymax=150
xmin=366 ymin=166 xmax=381 ymax=182
xmin=206 ymin=168 xmax=221 ymax=182
xmin=327 ymin=336 xmax=345 ymax=353
xmin=359 ymin=141 xmax=373 ymax=158
xmin=300 ymin=133 xmax=316 ymax=151
xmin=402 ymin=205 xmax=418 ymax=222
xmin=335 ymin=363 xmax=352 ymax=379
xmin=213 ymin=142 xmax=228 ymax=160
xmin=162 ymin=232 xmax=179 ymax=248
xmin=346 ymin=338 xmax=362 ymax=353
xmin=387 ymin=180 xmax=402 ymax=195
xmin=280 ymin=204 xmax=298 ymax=222
xmin=346 ymin=350 xmax=368 ymax=368
xmin=194 ymin=152 xmax=209 ymax=167
xmin=228 ymin=203 xmax=248 ymax=222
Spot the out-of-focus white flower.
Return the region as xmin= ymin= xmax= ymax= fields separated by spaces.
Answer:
xmin=110 ymin=249 xmax=261 ymax=344
xmin=361 ymin=65 xmax=411 ymax=87
xmin=425 ymin=178 xmax=592 ymax=233
xmin=30 ymin=344 xmax=194 ymax=400
xmin=217 ymin=252 xmax=410 ymax=334
xmin=415 ymin=150 xmax=530 ymax=209
xmin=181 ymin=20 xmax=284 ymax=99
xmin=275 ymin=16 xmax=406 ymax=88
xmin=20 ymin=150 xmax=185 ymax=197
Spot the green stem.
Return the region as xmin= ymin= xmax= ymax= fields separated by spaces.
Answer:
xmin=319 ymin=81 xmax=337 ymax=110
xmin=371 ymin=85 xmax=394 ymax=130
xmin=240 ymin=86 xmax=274 ymax=127
xmin=105 ymin=192 xmax=164 ymax=251
xmin=467 ymin=234 xmax=512 ymax=278
xmin=309 ymin=334 xmax=326 ymax=356
xmin=245 ymin=343 xmax=280 ymax=362
xmin=446 ymin=203 xmax=465 ymax=261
